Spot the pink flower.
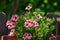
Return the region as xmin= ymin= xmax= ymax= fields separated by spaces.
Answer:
xmin=10 ymin=14 xmax=18 ymax=21
xmin=33 ymin=21 xmax=39 ymax=27
xmin=6 ymin=20 xmax=15 ymax=29
xmin=24 ymin=22 xmax=29 ymax=27
xmin=8 ymin=29 xmax=15 ymax=36
xmin=23 ymin=32 xmax=32 ymax=40
xmin=27 ymin=33 xmax=32 ymax=39
xmin=26 ymin=20 xmax=33 ymax=27
xmin=25 ymin=6 xmax=32 ymax=10
xmin=23 ymin=32 xmax=28 ymax=39
xmin=6 ymin=20 xmax=15 ymax=26
xmin=24 ymin=20 xmax=33 ymax=27
xmin=36 ymin=14 xmax=42 ymax=19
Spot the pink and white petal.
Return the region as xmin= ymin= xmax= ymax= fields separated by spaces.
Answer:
xmin=24 ymin=23 xmax=29 ymax=27
xmin=36 ymin=14 xmax=42 ymax=19
xmin=23 ymin=33 xmax=28 ymax=39
xmin=8 ymin=25 xmax=15 ymax=29
xmin=10 ymin=14 xmax=18 ymax=21
xmin=6 ymin=20 xmax=10 ymax=26
xmin=28 ymin=23 xmax=33 ymax=27
xmin=8 ymin=29 xmax=15 ymax=36
xmin=25 ymin=6 xmax=32 ymax=10
xmin=33 ymin=21 xmax=39 ymax=27
xmin=27 ymin=33 xmax=32 ymax=39
xmin=6 ymin=20 xmax=15 ymax=26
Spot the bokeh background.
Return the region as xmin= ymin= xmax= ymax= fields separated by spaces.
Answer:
xmin=0 ymin=0 xmax=60 ymax=18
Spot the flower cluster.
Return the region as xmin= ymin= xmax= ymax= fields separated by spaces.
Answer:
xmin=24 ymin=19 xmax=39 ymax=27
xmin=6 ymin=14 xmax=18 ymax=29
xmin=6 ymin=14 xmax=18 ymax=36
xmin=23 ymin=32 xmax=32 ymax=40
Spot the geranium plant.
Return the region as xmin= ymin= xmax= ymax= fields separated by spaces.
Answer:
xmin=15 ymin=6 xmax=55 ymax=40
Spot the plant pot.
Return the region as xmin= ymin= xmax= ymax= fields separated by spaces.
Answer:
xmin=3 ymin=36 xmax=17 ymax=40
xmin=54 ymin=35 xmax=60 ymax=40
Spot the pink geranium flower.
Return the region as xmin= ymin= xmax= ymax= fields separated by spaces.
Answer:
xmin=8 ymin=29 xmax=15 ymax=36
xmin=23 ymin=32 xmax=28 ymax=40
xmin=25 ymin=6 xmax=32 ymax=10
xmin=23 ymin=32 xmax=32 ymax=40
xmin=6 ymin=20 xmax=15 ymax=29
xmin=36 ymin=14 xmax=42 ymax=19
xmin=24 ymin=20 xmax=33 ymax=27
xmin=10 ymin=14 xmax=18 ymax=21
xmin=27 ymin=33 xmax=32 ymax=39
xmin=33 ymin=21 xmax=39 ymax=27
xmin=24 ymin=22 xmax=29 ymax=27
xmin=26 ymin=20 xmax=33 ymax=27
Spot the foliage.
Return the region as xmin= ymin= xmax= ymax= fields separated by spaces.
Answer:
xmin=15 ymin=9 xmax=55 ymax=40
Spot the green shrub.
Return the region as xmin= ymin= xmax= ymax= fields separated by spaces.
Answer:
xmin=15 ymin=9 xmax=55 ymax=40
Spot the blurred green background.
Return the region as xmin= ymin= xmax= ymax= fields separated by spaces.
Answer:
xmin=0 ymin=0 xmax=60 ymax=18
